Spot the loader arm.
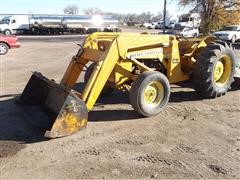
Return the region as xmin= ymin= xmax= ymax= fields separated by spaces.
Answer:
xmin=60 ymin=34 xmax=121 ymax=111
xmin=83 ymin=40 xmax=120 ymax=110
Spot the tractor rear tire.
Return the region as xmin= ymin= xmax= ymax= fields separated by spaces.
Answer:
xmin=193 ymin=43 xmax=237 ymax=98
xmin=84 ymin=63 xmax=114 ymax=96
xmin=129 ymin=71 xmax=170 ymax=117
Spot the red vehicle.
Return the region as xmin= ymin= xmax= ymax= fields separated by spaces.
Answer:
xmin=0 ymin=34 xmax=20 ymax=55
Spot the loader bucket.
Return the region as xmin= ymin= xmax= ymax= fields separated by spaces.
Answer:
xmin=16 ymin=72 xmax=88 ymax=138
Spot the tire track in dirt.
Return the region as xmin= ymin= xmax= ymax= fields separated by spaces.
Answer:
xmin=132 ymin=154 xmax=187 ymax=168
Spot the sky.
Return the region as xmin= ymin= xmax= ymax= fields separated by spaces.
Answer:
xmin=0 ymin=0 xmax=190 ymax=19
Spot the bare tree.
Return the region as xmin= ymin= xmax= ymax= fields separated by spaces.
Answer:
xmin=138 ymin=12 xmax=154 ymax=23
xmin=152 ymin=12 xmax=163 ymax=22
xmin=83 ymin=7 xmax=102 ymax=15
xmin=63 ymin=5 xmax=79 ymax=15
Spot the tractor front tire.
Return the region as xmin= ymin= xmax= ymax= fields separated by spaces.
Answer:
xmin=193 ymin=43 xmax=237 ymax=98
xmin=129 ymin=71 xmax=170 ymax=117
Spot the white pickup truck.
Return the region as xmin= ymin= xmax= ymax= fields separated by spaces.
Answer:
xmin=213 ymin=25 xmax=240 ymax=43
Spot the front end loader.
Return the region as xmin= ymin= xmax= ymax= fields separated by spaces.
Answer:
xmin=17 ymin=32 xmax=239 ymax=138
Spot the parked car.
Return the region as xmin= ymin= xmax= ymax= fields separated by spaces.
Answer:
xmin=213 ymin=25 xmax=240 ymax=43
xmin=165 ymin=26 xmax=199 ymax=38
xmin=147 ymin=22 xmax=158 ymax=29
xmin=155 ymin=20 xmax=173 ymax=29
xmin=0 ymin=34 xmax=20 ymax=55
xmin=180 ymin=27 xmax=199 ymax=38
xmin=141 ymin=23 xmax=152 ymax=28
xmin=155 ymin=22 xmax=164 ymax=29
xmin=169 ymin=21 xmax=176 ymax=29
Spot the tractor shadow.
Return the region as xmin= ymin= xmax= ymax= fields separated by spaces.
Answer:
xmin=169 ymin=81 xmax=202 ymax=103
xmin=0 ymin=93 xmax=139 ymax=144
xmin=0 ymin=95 xmax=51 ymax=157
xmin=169 ymin=90 xmax=203 ymax=103
xmin=3 ymin=79 xmax=235 ymax=142
xmin=87 ymin=82 xmax=205 ymax=121
xmin=74 ymin=82 xmax=204 ymax=105
xmin=74 ymin=82 xmax=141 ymax=121
xmin=231 ymin=78 xmax=240 ymax=91
xmin=0 ymin=96 xmax=49 ymax=143
xmin=89 ymin=110 xmax=141 ymax=122
xmin=74 ymin=82 xmax=130 ymax=105
xmin=95 ymin=81 xmax=203 ymax=104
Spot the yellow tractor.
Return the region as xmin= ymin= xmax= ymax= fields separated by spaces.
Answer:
xmin=17 ymin=32 xmax=239 ymax=138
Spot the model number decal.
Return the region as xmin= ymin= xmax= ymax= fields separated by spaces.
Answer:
xmin=128 ymin=48 xmax=163 ymax=59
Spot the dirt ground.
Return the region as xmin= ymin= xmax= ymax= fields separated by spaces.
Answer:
xmin=0 ymin=30 xmax=240 ymax=179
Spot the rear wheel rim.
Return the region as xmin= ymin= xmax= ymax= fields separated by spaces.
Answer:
xmin=144 ymin=81 xmax=164 ymax=107
xmin=5 ymin=30 xmax=11 ymax=35
xmin=213 ymin=55 xmax=232 ymax=87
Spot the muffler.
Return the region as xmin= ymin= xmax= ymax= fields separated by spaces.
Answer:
xmin=16 ymin=72 xmax=88 ymax=138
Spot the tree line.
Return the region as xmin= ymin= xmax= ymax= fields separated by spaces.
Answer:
xmin=63 ymin=6 xmax=164 ymax=25
xmin=63 ymin=0 xmax=240 ymax=34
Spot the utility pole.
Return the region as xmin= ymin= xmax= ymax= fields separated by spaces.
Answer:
xmin=163 ymin=0 xmax=167 ymax=34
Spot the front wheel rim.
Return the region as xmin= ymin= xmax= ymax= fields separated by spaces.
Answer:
xmin=144 ymin=81 xmax=164 ymax=107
